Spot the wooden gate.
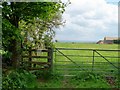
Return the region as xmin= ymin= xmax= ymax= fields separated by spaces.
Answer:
xmin=21 ymin=48 xmax=53 ymax=70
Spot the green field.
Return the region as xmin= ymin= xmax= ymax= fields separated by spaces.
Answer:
xmin=54 ymin=42 xmax=119 ymax=74
xmin=36 ymin=42 xmax=119 ymax=88
xmin=21 ymin=42 xmax=119 ymax=88
xmin=54 ymin=42 xmax=118 ymax=49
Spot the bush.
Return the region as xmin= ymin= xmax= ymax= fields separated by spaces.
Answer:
xmin=114 ymin=40 xmax=120 ymax=44
xmin=33 ymin=70 xmax=53 ymax=80
xmin=2 ymin=69 xmax=38 ymax=89
xmin=33 ymin=70 xmax=62 ymax=80
xmin=72 ymin=72 xmax=103 ymax=81
xmin=2 ymin=51 xmax=12 ymax=67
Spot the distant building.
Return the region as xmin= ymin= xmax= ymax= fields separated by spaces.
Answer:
xmin=97 ymin=37 xmax=120 ymax=44
xmin=104 ymin=37 xmax=118 ymax=44
xmin=96 ymin=40 xmax=104 ymax=44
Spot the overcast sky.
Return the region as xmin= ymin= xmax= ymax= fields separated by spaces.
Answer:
xmin=54 ymin=0 xmax=119 ymax=42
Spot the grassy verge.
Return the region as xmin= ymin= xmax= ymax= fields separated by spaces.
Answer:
xmin=35 ymin=71 xmax=112 ymax=88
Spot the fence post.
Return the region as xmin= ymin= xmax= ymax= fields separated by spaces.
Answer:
xmin=92 ymin=50 xmax=95 ymax=71
xmin=28 ymin=47 xmax=32 ymax=68
xmin=48 ymin=48 xmax=53 ymax=70
xmin=54 ymin=48 xmax=56 ymax=62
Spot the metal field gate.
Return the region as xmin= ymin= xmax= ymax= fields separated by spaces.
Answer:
xmin=53 ymin=48 xmax=119 ymax=76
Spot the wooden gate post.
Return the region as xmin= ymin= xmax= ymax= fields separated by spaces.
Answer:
xmin=28 ymin=47 xmax=32 ymax=68
xmin=48 ymin=48 xmax=53 ymax=69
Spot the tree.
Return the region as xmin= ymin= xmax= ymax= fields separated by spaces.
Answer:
xmin=19 ymin=12 xmax=64 ymax=49
xmin=2 ymin=2 xmax=66 ymax=68
xmin=55 ymin=40 xmax=58 ymax=42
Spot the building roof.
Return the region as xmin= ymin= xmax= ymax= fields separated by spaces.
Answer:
xmin=104 ymin=37 xmax=119 ymax=40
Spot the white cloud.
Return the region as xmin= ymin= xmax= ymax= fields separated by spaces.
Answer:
xmin=55 ymin=0 xmax=118 ymax=42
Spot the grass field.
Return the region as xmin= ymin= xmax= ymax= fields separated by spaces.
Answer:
xmin=54 ymin=42 xmax=119 ymax=75
xmin=54 ymin=42 xmax=118 ymax=49
xmin=36 ymin=42 xmax=119 ymax=88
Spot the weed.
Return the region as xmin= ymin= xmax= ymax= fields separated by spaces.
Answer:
xmin=2 ymin=69 xmax=38 ymax=89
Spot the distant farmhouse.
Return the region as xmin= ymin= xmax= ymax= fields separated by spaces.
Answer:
xmin=96 ymin=40 xmax=104 ymax=44
xmin=97 ymin=37 xmax=120 ymax=44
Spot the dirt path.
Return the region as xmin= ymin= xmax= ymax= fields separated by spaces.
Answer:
xmin=62 ymin=76 xmax=71 ymax=88
xmin=61 ymin=68 xmax=74 ymax=88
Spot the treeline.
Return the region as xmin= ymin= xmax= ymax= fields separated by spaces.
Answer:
xmin=114 ymin=40 xmax=120 ymax=44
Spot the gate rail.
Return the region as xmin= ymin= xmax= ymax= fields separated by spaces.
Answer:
xmin=54 ymin=48 xmax=120 ymax=75
xmin=21 ymin=48 xmax=53 ymax=70
xmin=55 ymin=48 xmax=86 ymax=71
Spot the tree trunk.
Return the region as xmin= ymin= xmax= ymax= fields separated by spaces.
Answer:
xmin=10 ymin=15 xmax=21 ymax=68
xmin=11 ymin=39 xmax=21 ymax=68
